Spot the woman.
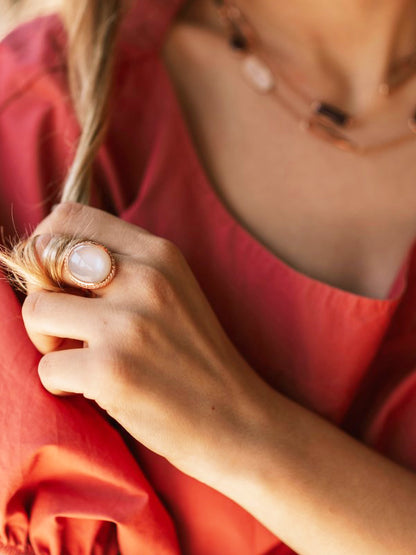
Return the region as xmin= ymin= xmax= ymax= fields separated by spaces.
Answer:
xmin=1 ymin=0 xmax=416 ymax=553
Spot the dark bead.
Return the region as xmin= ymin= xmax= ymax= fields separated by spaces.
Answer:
xmin=304 ymin=118 xmax=358 ymax=152
xmin=314 ymin=102 xmax=350 ymax=127
xmin=229 ymin=32 xmax=248 ymax=50
xmin=409 ymin=110 xmax=416 ymax=133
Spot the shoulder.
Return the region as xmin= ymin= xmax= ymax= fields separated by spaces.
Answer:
xmin=0 ymin=15 xmax=76 ymax=187
xmin=0 ymin=0 xmax=185 ymax=110
xmin=0 ymin=1 xmax=186 ymax=225
xmin=0 ymin=15 xmax=68 ymax=110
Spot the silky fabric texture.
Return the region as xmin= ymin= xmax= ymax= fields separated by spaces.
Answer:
xmin=1 ymin=1 xmax=416 ymax=554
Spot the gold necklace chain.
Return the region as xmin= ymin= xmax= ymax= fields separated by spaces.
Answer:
xmin=213 ymin=0 xmax=416 ymax=155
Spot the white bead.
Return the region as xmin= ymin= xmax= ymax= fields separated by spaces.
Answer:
xmin=68 ymin=243 xmax=112 ymax=284
xmin=242 ymin=55 xmax=275 ymax=93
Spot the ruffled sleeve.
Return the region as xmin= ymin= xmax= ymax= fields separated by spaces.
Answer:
xmin=0 ymin=276 xmax=179 ymax=554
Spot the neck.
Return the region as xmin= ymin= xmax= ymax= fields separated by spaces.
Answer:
xmin=237 ymin=0 xmax=416 ymax=110
xmin=195 ymin=0 xmax=416 ymax=111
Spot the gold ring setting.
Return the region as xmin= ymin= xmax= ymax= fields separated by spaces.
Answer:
xmin=64 ymin=240 xmax=116 ymax=290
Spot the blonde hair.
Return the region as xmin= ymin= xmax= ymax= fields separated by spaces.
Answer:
xmin=0 ymin=0 xmax=125 ymax=291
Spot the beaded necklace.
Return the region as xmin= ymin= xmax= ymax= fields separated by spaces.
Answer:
xmin=213 ymin=0 xmax=416 ymax=154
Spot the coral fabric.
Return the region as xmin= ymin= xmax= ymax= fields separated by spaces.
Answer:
xmin=1 ymin=1 xmax=416 ymax=553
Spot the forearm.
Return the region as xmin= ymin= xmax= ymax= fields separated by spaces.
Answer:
xmin=212 ymin=379 xmax=416 ymax=555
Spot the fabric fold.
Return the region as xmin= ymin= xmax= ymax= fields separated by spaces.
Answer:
xmin=0 ymin=276 xmax=179 ymax=555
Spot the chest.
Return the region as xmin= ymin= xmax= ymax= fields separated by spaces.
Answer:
xmin=162 ymin=24 xmax=416 ymax=299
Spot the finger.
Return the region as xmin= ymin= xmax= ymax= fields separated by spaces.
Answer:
xmin=38 ymin=347 xmax=94 ymax=397
xmin=22 ymin=290 xmax=102 ymax=353
xmin=27 ymin=234 xmax=88 ymax=297
xmin=35 ymin=233 xmax=120 ymax=296
xmin=33 ymin=202 xmax=155 ymax=257
xmin=32 ymin=236 xmax=135 ymax=298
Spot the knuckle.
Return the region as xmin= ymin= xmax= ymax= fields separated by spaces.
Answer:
xmin=138 ymin=265 xmax=175 ymax=308
xmin=152 ymin=237 xmax=183 ymax=265
xmin=34 ymin=202 xmax=85 ymax=237
xmin=115 ymin=310 xmax=152 ymax=346
xmin=109 ymin=311 xmax=134 ymax=340
xmin=22 ymin=291 xmax=45 ymax=324
xmin=94 ymin=346 xmax=129 ymax=399
xmin=52 ymin=201 xmax=84 ymax=223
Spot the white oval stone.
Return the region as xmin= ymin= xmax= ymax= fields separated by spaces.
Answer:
xmin=68 ymin=243 xmax=112 ymax=284
xmin=242 ymin=55 xmax=275 ymax=93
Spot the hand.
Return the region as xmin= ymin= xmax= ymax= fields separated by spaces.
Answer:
xmin=22 ymin=203 xmax=267 ymax=484
xmin=24 ymin=205 xmax=416 ymax=555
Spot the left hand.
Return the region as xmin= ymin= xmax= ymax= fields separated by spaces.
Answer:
xmin=22 ymin=202 xmax=267 ymax=484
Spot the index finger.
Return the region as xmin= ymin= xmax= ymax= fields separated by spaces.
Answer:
xmin=34 ymin=202 xmax=154 ymax=257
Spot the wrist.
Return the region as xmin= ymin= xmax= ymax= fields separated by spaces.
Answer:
xmin=201 ymin=362 xmax=297 ymax=503
xmin=207 ymin=373 xmax=314 ymax=519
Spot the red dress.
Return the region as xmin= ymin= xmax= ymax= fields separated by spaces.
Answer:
xmin=1 ymin=2 xmax=416 ymax=553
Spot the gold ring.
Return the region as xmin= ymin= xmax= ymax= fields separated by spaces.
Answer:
xmin=63 ymin=240 xmax=116 ymax=290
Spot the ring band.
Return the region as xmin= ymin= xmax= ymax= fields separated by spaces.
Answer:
xmin=63 ymin=240 xmax=116 ymax=290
